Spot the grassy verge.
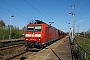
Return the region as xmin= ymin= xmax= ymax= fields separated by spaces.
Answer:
xmin=75 ymin=36 xmax=90 ymax=60
xmin=75 ymin=36 xmax=90 ymax=52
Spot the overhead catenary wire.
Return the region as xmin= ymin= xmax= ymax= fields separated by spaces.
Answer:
xmin=24 ymin=0 xmax=50 ymax=21
xmin=0 ymin=0 xmax=53 ymax=25
xmin=72 ymin=0 xmax=81 ymax=6
xmin=71 ymin=0 xmax=90 ymax=32
xmin=0 ymin=6 xmax=30 ymax=20
xmin=75 ymin=0 xmax=81 ymax=6
xmin=71 ymin=0 xmax=90 ymax=15
xmin=33 ymin=0 xmax=54 ymax=21
xmin=0 ymin=0 xmax=33 ymax=19
xmin=76 ymin=0 xmax=90 ymax=14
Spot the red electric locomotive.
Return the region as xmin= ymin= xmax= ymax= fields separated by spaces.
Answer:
xmin=24 ymin=20 xmax=60 ymax=50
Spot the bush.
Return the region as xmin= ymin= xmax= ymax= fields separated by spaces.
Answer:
xmin=0 ymin=27 xmax=23 ymax=40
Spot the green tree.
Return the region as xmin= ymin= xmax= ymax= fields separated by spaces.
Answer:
xmin=87 ymin=28 xmax=90 ymax=34
xmin=0 ymin=20 xmax=6 ymax=27
xmin=0 ymin=20 xmax=25 ymax=40
xmin=86 ymin=28 xmax=90 ymax=38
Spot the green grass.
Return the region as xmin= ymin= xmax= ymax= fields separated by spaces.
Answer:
xmin=10 ymin=41 xmax=24 ymax=45
xmin=75 ymin=36 xmax=90 ymax=60
xmin=75 ymin=37 xmax=90 ymax=52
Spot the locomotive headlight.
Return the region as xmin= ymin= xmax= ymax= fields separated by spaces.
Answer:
xmin=38 ymin=39 xmax=40 ymax=41
xmin=25 ymin=34 xmax=31 ymax=37
xmin=26 ymin=39 xmax=29 ymax=40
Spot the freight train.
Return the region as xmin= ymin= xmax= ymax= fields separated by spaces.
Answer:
xmin=24 ymin=20 xmax=66 ymax=50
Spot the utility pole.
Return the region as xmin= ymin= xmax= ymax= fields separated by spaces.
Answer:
xmin=68 ymin=5 xmax=75 ymax=43
xmin=71 ymin=5 xmax=75 ymax=42
xmin=9 ymin=15 xmax=14 ymax=40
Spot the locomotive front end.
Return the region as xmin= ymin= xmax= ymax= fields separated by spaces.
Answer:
xmin=24 ymin=25 xmax=43 ymax=50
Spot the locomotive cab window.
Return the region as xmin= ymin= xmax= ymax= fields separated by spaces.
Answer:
xmin=27 ymin=26 xmax=34 ymax=31
xmin=27 ymin=26 xmax=42 ymax=32
xmin=35 ymin=26 xmax=42 ymax=31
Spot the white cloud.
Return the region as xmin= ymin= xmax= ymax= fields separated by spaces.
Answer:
xmin=78 ymin=18 xmax=90 ymax=22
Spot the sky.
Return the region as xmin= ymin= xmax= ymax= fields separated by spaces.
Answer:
xmin=0 ymin=0 xmax=90 ymax=33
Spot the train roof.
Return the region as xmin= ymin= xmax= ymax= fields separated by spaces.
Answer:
xmin=28 ymin=20 xmax=58 ymax=30
xmin=29 ymin=20 xmax=46 ymax=24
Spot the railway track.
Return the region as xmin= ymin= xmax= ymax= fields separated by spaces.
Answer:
xmin=0 ymin=44 xmax=25 ymax=60
xmin=0 ymin=39 xmax=24 ymax=48
xmin=11 ymin=51 xmax=38 ymax=60
xmin=6 ymin=39 xmax=61 ymax=60
xmin=0 ymin=44 xmax=23 ymax=50
xmin=0 ymin=36 xmax=71 ymax=60
xmin=0 ymin=37 xmax=66 ymax=60
xmin=0 ymin=42 xmax=54 ymax=60
xmin=0 ymin=39 xmax=52 ymax=60
xmin=0 ymin=41 xmax=42 ymax=60
xmin=10 ymin=37 xmax=63 ymax=60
